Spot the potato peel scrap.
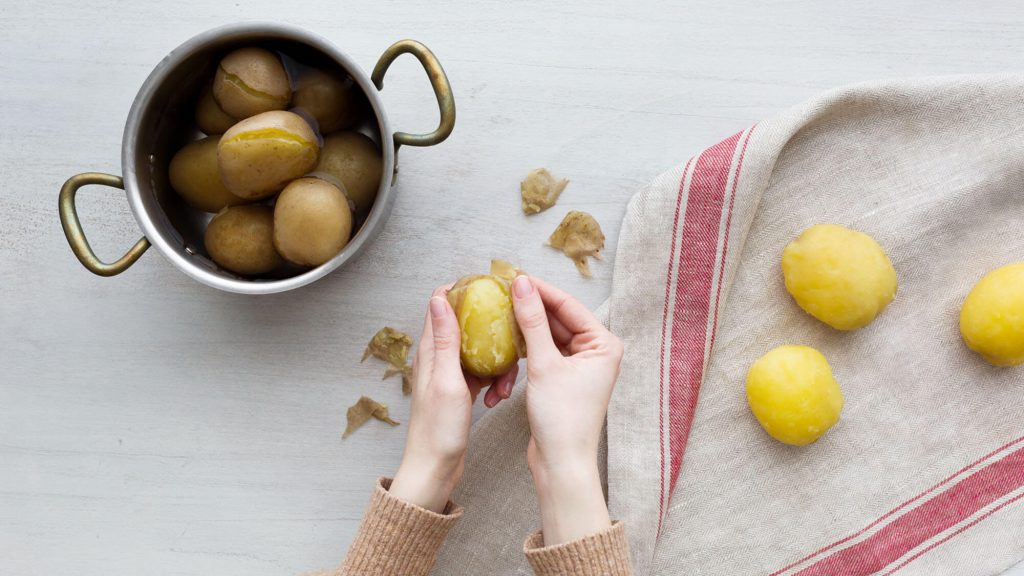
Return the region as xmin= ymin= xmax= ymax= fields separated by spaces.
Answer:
xmin=362 ymin=327 xmax=411 ymax=366
xmin=343 ymin=396 xmax=400 ymax=438
xmin=548 ymin=211 xmax=605 ymax=277
xmin=363 ymin=327 xmax=414 ymax=394
xmin=521 ymin=168 xmax=569 ymax=215
xmin=384 ymin=365 xmax=413 ymax=395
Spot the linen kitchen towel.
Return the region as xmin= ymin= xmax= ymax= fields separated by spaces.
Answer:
xmin=433 ymin=74 xmax=1024 ymax=576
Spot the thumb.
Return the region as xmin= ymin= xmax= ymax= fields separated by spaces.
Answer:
xmin=511 ymin=276 xmax=558 ymax=364
xmin=429 ymin=296 xmax=463 ymax=378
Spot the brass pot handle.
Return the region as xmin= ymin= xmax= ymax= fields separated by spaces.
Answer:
xmin=371 ymin=40 xmax=456 ymax=149
xmin=58 ymin=172 xmax=150 ymax=277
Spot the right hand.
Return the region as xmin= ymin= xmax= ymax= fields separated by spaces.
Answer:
xmin=509 ymin=275 xmax=624 ymax=544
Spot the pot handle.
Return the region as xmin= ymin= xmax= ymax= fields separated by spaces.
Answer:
xmin=371 ymin=40 xmax=456 ymax=149
xmin=58 ymin=172 xmax=150 ymax=277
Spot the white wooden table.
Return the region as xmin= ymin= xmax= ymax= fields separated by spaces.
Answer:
xmin=2 ymin=1 xmax=1022 ymax=574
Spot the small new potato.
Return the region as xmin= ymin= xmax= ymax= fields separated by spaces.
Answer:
xmin=273 ymin=177 xmax=353 ymax=267
xmin=195 ymin=84 xmax=237 ymax=135
xmin=293 ymin=69 xmax=362 ymax=133
xmin=312 ymin=132 xmax=382 ymax=213
xmin=746 ymin=345 xmax=844 ymax=446
xmin=782 ymin=224 xmax=897 ymax=331
xmin=204 ymin=205 xmax=281 ymax=275
xmin=213 ymin=47 xmax=291 ymax=119
xmin=218 ymin=111 xmax=320 ymax=200
xmin=960 ymin=263 xmax=1024 ymax=367
xmin=168 ymin=136 xmax=246 ymax=213
xmin=447 ymin=276 xmax=521 ymax=378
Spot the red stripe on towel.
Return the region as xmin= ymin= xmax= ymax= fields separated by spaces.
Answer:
xmin=657 ymin=156 xmax=694 ymax=537
xmin=770 ymin=435 xmax=1024 ymax=576
xmin=794 ymin=445 xmax=1024 ymax=576
xmin=881 ymin=491 xmax=1024 ymax=575
xmin=666 ymin=131 xmax=742 ymax=495
xmin=709 ymin=125 xmax=755 ymax=355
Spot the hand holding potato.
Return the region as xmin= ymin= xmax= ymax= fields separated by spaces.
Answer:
xmin=389 ymin=287 xmax=518 ymax=513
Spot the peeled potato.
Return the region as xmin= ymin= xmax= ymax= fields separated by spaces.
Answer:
xmin=447 ymin=262 xmax=525 ymax=378
xmin=273 ymin=177 xmax=353 ymax=267
xmin=746 ymin=345 xmax=844 ymax=446
xmin=218 ymin=111 xmax=320 ymax=200
xmin=195 ymin=83 xmax=237 ymax=135
xmin=312 ymin=132 xmax=382 ymax=213
xmin=204 ymin=205 xmax=281 ymax=275
xmin=960 ymin=263 xmax=1024 ymax=367
xmin=293 ymin=69 xmax=362 ymax=133
xmin=168 ymin=136 xmax=246 ymax=213
xmin=782 ymin=224 xmax=897 ymax=331
xmin=213 ymin=47 xmax=291 ymax=119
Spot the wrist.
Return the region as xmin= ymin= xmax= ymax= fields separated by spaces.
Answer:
xmin=390 ymin=455 xmax=461 ymax=513
xmin=530 ymin=457 xmax=610 ymax=545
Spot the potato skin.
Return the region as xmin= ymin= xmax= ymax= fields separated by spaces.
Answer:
xmin=746 ymin=345 xmax=844 ymax=446
xmin=273 ymin=177 xmax=353 ymax=267
xmin=195 ymin=84 xmax=237 ymax=135
xmin=960 ymin=263 xmax=1024 ymax=367
xmin=204 ymin=205 xmax=281 ymax=275
xmin=782 ymin=224 xmax=897 ymax=331
xmin=213 ymin=47 xmax=291 ymax=119
xmin=293 ymin=69 xmax=362 ymax=133
xmin=218 ymin=111 xmax=320 ymax=200
xmin=168 ymin=136 xmax=247 ymax=213
xmin=312 ymin=132 xmax=382 ymax=213
xmin=447 ymin=276 xmax=520 ymax=377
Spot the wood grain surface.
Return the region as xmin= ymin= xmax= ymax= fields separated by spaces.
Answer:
xmin=2 ymin=1 xmax=1022 ymax=574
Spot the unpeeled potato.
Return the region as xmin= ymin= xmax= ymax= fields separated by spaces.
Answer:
xmin=195 ymin=84 xmax=237 ymax=135
xmin=273 ymin=177 xmax=353 ymax=267
xmin=293 ymin=69 xmax=362 ymax=133
xmin=168 ymin=136 xmax=246 ymax=213
xmin=213 ymin=47 xmax=291 ymax=119
xmin=204 ymin=205 xmax=281 ymax=275
xmin=218 ymin=111 xmax=320 ymax=200
xmin=312 ymin=132 xmax=382 ymax=213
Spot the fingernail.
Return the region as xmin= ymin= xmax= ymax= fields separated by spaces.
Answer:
xmin=429 ymin=296 xmax=447 ymax=318
xmin=513 ymin=275 xmax=533 ymax=298
xmin=500 ymin=380 xmax=513 ymax=398
xmin=484 ymin=392 xmax=497 ymax=408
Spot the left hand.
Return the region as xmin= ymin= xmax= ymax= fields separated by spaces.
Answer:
xmin=389 ymin=285 xmax=519 ymax=512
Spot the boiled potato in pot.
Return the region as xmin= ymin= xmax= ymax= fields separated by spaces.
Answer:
xmin=168 ymin=136 xmax=247 ymax=213
xmin=293 ymin=69 xmax=362 ymax=134
xmin=204 ymin=205 xmax=281 ymax=275
xmin=447 ymin=261 xmax=526 ymax=378
xmin=213 ymin=47 xmax=291 ymax=119
xmin=195 ymin=83 xmax=237 ymax=135
xmin=312 ymin=132 xmax=383 ymax=214
xmin=273 ymin=177 xmax=353 ymax=267
xmin=218 ymin=110 xmax=320 ymax=200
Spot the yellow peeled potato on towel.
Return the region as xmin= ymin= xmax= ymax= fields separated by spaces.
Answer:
xmin=960 ymin=263 xmax=1024 ymax=367
xmin=782 ymin=224 xmax=897 ymax=331
xmin=746 ymin=345 xmax=844 ymax=446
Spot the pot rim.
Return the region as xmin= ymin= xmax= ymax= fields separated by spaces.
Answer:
xmin=121 ymin=22 xmax=397 ymax=295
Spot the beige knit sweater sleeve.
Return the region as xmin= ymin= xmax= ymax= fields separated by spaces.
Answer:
xmin=316 ymin=478 xmax=634 ymax=576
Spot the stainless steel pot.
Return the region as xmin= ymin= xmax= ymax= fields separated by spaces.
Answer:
xmin=58 ymin=23 xmax=455 ymax=294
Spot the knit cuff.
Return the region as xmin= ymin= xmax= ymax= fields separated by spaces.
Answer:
xmin=340 ymin=477 xmax=462 ymax=576
xmin=524 ymin=521 xmax=633 ymax=576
